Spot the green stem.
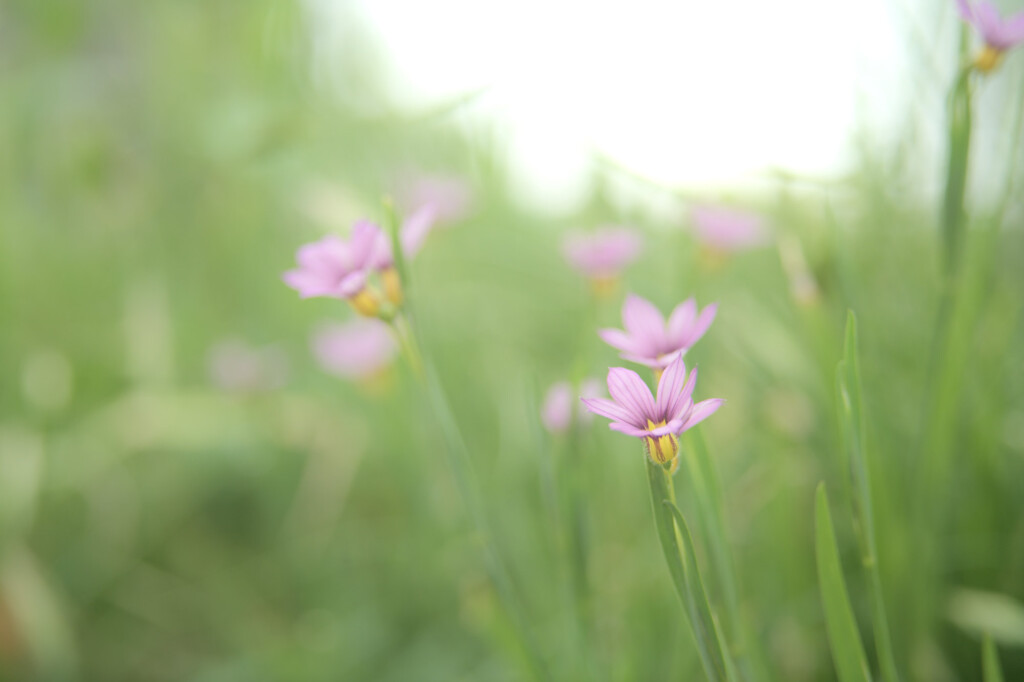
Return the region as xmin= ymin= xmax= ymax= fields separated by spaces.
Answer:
xmin=646 ymin=457 xmax=726 ymax=682
xmin=684 ymin=431 xmax=768 ymax=682
xmin=940 ymin=66 xmax=973 ymax=282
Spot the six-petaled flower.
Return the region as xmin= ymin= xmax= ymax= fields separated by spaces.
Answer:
xmin=600 ymin=294 xmax=717 ymax=372
xmin=582 ymin=354 xmax=723 ymax=468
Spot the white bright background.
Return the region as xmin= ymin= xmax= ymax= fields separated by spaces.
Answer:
xmin=308 ymin=0 xmax=957 ymax=213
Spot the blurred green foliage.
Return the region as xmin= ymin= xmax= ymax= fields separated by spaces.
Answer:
xmin=1 ymin=1 xmax=1023 ymax=681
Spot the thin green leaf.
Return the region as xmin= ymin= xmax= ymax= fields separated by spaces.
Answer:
xmin=982 ymin=635 xmax=1005 ymax=682
xmin=815 ymin=483 xmax=873 ymax=682
xmin=665 ymin=500 xmax=740 ymax=682
xmin=838 ymin=311 xmax=901 ymax=682
xmin=646 ymin=458 xmax=720 ymax=682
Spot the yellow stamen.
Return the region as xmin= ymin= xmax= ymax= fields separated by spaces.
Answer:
xmin=382 ymin=267 xmax=403 ymax=306
xmin=349 ymin=289 xmax=381 ymax=317
xmin=698 ymin=245 xmax=729 ymax=273
xmin=588 ymin=275 xmax=619 ymax=299
xmin=643 ymin=419 xmax=679 ymax=468
xmin=975 ymin=45 xmax=1004 ymax=73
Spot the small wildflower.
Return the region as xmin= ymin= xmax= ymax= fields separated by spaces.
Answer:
xmin=312 ymin=319 xmax=397 ymax=381
xmin=541 ymin=378 xmax=602 ymax=434
xmin=283 ymin=221 xmax=382 ymax=316
xmin=369 ymin=206 xmax=437 ymax=306
xmin=396 ymin=173 xmax=473 ymax=225
xmin=581 ymin=354 xmax=722 ymax=469
xmin=691 ymin=205 xmax=769 ymax=253
xmin=208 ymin=340 xmax=289 ymax=393
xmin=599 ymin=294 xmax=717 ymax=371
xmin=956 ymin=0 xmax=1024 ymax=72
xmin=563 ymin=228 xmax=643 ymax=296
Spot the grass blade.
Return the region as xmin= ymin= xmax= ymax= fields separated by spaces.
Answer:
xmin=815 ymin=483 xmax=873 ymax=682
xmin=838 ymin=311 xmax=901 ymax=682
xmin=982 ymin=634 xmax=1004 ymax=682
xmin=665 ymin=499 xmax=740 ymax=682
xmin=647 ymin=458 xmax=721 ymax=682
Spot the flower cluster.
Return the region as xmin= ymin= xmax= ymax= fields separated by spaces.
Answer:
xmin=957 ymin=0 xmax=1024 ymax=72
xmin=584 ymin=293 xmax=722 ymax=470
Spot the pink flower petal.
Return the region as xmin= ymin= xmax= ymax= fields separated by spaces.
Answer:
xmin=606 ymin=367 xmax=656 ymax=423
xmin=582 ymin=397 xmax=638 ymax=426
xmin=681 ymin=398 xmax=724 ymax=431
xmin=655 ymin=353 xmax=688 ymax=415
xmin=598 ymin=328 xmax=644 ymax=355
xmin=684 ymin=303 xmax=718 ymax=346
xmin=542 ymin=382 xmax=573 ymax=433
xmin=609 ymin=421 xmax=649 ymax=437
xmin=401 ymin=204 xmax=438 ymax=258
xmin=622 ymin=294 xmax=665 ymax=343
xmin=666 ymin=298 xmax=697 ymax=346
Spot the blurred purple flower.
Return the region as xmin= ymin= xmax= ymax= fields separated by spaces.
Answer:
xmin=369 ymin=206 xmax=436 ymax=271
xmin=691 ymin=205 xmax=769 ymax=251
xmin=283 ymin=221 xmax=381 ymax=315
xmin=541 ymin=378 xmax=602 ymax=434
xmin=599 ymin=294 xmax=717 ymax=371
xmin=396 ymin=174 xmax=473 ymax=225
xmin=563 ymin=228 xmax=643 ymax=279
xmin=957 ymin=0 xmax=1024 ymax=52
xmin=208 ymin=340 xmax=289 ymax=393
xmin=312 ymin=319 xmax=397 ymax=380
xmin=581 ymin=355 xmax=722 ymax=467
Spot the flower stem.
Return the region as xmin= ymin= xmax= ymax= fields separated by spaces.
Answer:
xmin=646 ymin=457 xmax=734 ymax=682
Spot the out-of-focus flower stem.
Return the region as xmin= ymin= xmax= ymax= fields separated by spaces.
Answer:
xmin=940 ymin=65 xmax=973 ymax=284
xmin=386 ymin=192 xmax=550 ymax=680
xmin=391 ymin=314 xmax=424 ymax=381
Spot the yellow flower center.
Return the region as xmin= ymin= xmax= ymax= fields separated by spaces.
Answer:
xmin=382 ymin=267 xmax=404 ymax=306
xmin=588 ymin=275 xmax=619 ymax=299
xmin=644 ymin=419 xmax=679 ymax=468
xmin=975 ymin=45 xmax=1004 ymax=73
xmin=349 ymin=288 xmax=381 ymax=317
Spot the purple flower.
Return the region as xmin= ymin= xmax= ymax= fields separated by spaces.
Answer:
xmin=563 ymin=228 xmax=643 ymax=279
xmin=283 ymin=221 xmax=382 ymax=315
xmin=541 ymin=378 xmax=602 ymax=434
xmin=957 ymin=0 xmax=1024 ymax=52
xmin=208 ymin=340 xmax=289 ymax=393
xmin=599 ymin=294 xmax=717 ymax=371
xmin=312 ymin=319 xmax=397 ymax=380
xmin=691 ymin=205 xmax=769 ymax=252
xmin=582 ymin=354 xmax=723 ymax=466
xmin=396 ymin=174 xmax=473 ymax=225
xmin=369 ymin=206 xmax=436 ymax=271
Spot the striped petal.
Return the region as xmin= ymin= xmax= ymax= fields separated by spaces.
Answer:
xmin=606 ymin=367 xmax=656 ymax=423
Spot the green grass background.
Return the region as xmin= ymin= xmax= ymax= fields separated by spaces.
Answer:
xmin=1 ymin=1 xmax=1023 ymax=680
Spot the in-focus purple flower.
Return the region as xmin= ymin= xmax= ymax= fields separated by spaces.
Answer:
xmin=957 ymin=0 xmax=1024 ymax=70
xmin=283 ymin=221 xmax=382 ymax=316
xmin=208 ymin=340 xmax=289 ymax=393
xmin=582 ymin=354 xmax=723 ymax=467
xmin=691 ymin=205 xmax=769 ymax=252
xmin=312 ymin=319 xmax=397 ymax=381
xmin=396 ymin=174 xmax=473 ymax=225
xmin=541 ymin=378 xmax=602 ymax=434
xmin=599 ymin=294 xmax=717 ymax=371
